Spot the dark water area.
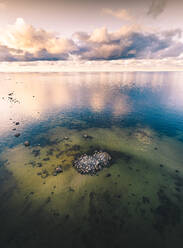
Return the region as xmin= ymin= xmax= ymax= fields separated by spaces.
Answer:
xmin=0 ymin=72 xmax=183 ymax=248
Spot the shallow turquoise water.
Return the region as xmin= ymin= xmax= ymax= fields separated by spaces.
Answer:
xmin=0 ymin=72 xmax=183 ymax=248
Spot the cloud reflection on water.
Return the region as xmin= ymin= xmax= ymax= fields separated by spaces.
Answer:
xmin=0 ymin=72 xmax=183 ymax=138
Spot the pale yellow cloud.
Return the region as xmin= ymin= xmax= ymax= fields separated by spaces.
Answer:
xmin=89 ymin=27 xmax=109 ymax=43
xmin=102 ymin=8 xmax=133 ymax=22
xmin=0 ymin=18 xmax=77 ymax=60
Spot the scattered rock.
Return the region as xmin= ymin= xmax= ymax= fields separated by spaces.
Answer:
xmin=40 ymin=169 xmax=49 ymax=178
xmin=83 ymin=134 xmax=93 ymax=139
xmin=14 ymin=133 xmax=20 ymax=137
xmin=37 ymin=162 xmax=42 ymax=167
xmin=55 ymin=166 xmax=63 ymax=173
xmin=64 ymin=136 xmax=69 ymax=140
xmin=52 ymin=166 xmax=63 ymax=176
xmin=43 ymin=157 xmax=50 ymax=161
xmin=24 ymin=141 xmax=30 ymax=147
xmin=73 ymin=151 xmax=112 ymax=175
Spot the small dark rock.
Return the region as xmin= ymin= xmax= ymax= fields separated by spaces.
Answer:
xmin=106 ymin=173 xmax=111 ymax=177
xmin=43 ymin=157 xmax=50 ymax=161
xmin=37 ymin=162 xmax=42 ymax=167
xmin=83 ymin=134 xmax=92 ymax=139
xmin=24 ymin=141 xmax=30 ymax=147
xmin=15 ymin=122 xmax=20 ymax=125
xmin=55 ymin=166 xmax=63 ymax=173
xmin=14 ymin=133 xmax=20 ymax=137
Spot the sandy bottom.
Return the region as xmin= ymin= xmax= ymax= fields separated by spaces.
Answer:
xmin=0 ymin=125 xmax=183 ymax=248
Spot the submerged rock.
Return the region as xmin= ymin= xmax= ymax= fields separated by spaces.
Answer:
xmin=55 ymin=166 xmax=63 ymax=173
xmin=73 ymin=151 xmax=112 ymax=175
xmin=52 ymin=166 xmax=63 ymax=176
xmin=82 ymin=134 xmax=93 ymax=139
xmin=24 ymin=141 xmax=30 ymax=147
xmin=14 ymin=133 xmax=20 ymax=137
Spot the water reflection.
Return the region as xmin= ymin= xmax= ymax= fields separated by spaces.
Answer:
xmin=1 ymin=72 xmax=183 ymax=139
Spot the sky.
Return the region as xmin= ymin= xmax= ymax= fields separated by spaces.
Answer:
xmin=0 ymin=0 xmax=183 ymax=71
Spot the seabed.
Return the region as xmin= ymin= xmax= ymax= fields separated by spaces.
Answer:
xmin=0 ymin=124 xmax=183 ymax=248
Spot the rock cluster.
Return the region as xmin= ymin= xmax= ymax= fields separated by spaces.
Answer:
xmin=52 ymin=166 xmax=63 ymax=176
xmin=73 ymin=151 xmax=112 ymax=175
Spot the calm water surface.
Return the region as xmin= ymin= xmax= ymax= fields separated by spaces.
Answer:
xmin=0 ymin=72 xmax=183 ymax=248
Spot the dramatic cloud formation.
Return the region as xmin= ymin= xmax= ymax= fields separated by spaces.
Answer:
xmin=74 ymin=26 xmax=183 ymax=60
xmin=0 ymin=18 xmax=183 ymax=63
xmin=0 ymin=18 xmax=77 ymax=61
xmin=147 ymin=0 xmax=168 ymax=17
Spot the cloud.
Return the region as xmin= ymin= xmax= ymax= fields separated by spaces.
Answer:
xmin=73 ymin=26 xmax=183 ymax=60
xmin=0 ymin=45 xmax=23 ymax=61
xmin=0 ymin=18 xmax=77 ymax=61
xmin=102 ymin=8 xmax=133 ymax=21
xmin=0 ymin=18 xmax=183 ymax=63
xmin=147 ymin=0 xmax=168 ymax=17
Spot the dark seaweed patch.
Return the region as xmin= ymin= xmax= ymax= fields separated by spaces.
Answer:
xmin=46 ymin=148 xmax=54 ymax=156
xmin=0 ymin=159 xmax=8 ymax=168
xmin=32 ymin=137 xmax=60 ymax=148
xmin=28 ymin=160 xmax=36 ymax=167
xmin=153 ymin=189 xmax=181 ymax=233
xmin=56 ymin=151 xmax=64 ymax=158
xmin=32 ymin=149 xmax=40 ymax=157
xmin=43 ymin=157 xmax=50 ymax=161
xmin=142 ymin=196 xmax=150 ymax=204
